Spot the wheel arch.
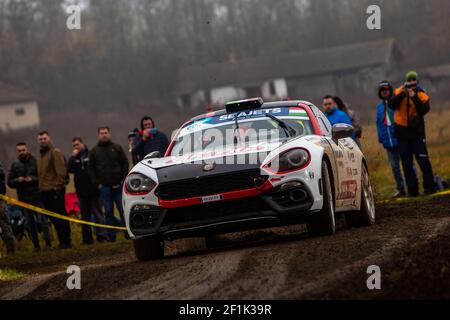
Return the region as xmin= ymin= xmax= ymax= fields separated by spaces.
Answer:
xmin=322 ymin=154 xmax=335 ymax=202
xmin=361 ymin=157 xmax=369 ymax=172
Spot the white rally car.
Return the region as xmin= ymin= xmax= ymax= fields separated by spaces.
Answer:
xmin=123 ymin=98 xmax=375 ymax=261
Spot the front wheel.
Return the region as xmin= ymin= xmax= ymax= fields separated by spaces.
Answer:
xmin=345 ymin=164 xmax=376 ymax=227
xmin=307 ymin=160 xmax=336 ymax=237
xmin=133 ymin=236 xmax=164 ymax=261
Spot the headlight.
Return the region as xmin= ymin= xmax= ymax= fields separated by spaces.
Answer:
xmin=264 ymin=148 xmax=310 ymax=174
xmin=125 ymin=173 xmax=156 ymax=195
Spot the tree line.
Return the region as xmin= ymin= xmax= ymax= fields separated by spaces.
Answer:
xmin=0 ymin=0 xmax=449 ymax=114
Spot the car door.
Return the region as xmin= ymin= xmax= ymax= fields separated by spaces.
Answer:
xmin=311 ymin=105 xmax=358 ymax=211
xmin=314 ymin=109 xmax=346 ymax=208
xmin=335 ymin=137 xmax=360 ymax=211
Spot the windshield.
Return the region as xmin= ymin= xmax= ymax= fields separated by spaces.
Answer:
xmin=169 ymin=107 xmax=313 ymax=157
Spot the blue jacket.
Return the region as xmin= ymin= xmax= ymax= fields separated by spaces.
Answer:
xmin=376 ymin=100 xmax=398 ymax=149
xmin=324 ymin=108 xmax=353 ymax=126
xmin=325 ymin=108 xmax=356 ymax=140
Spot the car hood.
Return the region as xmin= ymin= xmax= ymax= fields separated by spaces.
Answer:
xmin=142 ymin=141 xmax=283 ymax=170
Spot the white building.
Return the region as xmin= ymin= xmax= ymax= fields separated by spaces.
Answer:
xmin=0 ymin=84 xmax=40 ymax=132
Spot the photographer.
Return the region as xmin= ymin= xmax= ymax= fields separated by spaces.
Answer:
xmin=132 ymin=116 xmax=169 ymax=163
xmin=389 ymin=71 xmax=436 ymax=196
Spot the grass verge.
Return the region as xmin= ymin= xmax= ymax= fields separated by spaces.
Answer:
xmin=0 ymin=268 xmax=25 ymax=281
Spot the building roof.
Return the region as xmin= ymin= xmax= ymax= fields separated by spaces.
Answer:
xmin=0 ymin=82 xmax=36 ymax=105
xmin=421 ymin=64 xmax=450 ymax=78
xmin=178 ymin=38 xmax=397 ymax=94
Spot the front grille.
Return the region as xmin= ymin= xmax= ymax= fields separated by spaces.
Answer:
xmin=155 ymin=169 xmax=267 ymax=200
xmin=162 ymin=196 xmax=268 ymax=226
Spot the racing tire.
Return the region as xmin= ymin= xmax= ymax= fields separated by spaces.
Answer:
xmin=307 ymin=160 xmax=336 ymax=237
xmin=133 ymin=236 xmax=164 ymax=261
xmin=345 ymin=164 xmax=376 ymax=228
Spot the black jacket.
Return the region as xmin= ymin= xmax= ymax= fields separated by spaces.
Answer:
xmin=0 ymin=161 xmax=6 ymax=195
xmin=68 ymin=148 xmax=98 ymax=198
xmin=7 ymin=154 xmax=40 ymax=202
xmin=89 ymin=140 xmax=129 ymax=187
xmin=132 ymin=131 xmax=169 ymax=163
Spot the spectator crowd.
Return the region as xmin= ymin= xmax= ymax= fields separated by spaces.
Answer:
xmin=1 ymin=116 xmax=168 ymax=256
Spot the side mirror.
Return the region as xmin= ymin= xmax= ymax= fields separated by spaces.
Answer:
xmin=144 ymin=151 xmax=161 ymax=160
xmin=332 ymin=124 xmax=354 ymax=142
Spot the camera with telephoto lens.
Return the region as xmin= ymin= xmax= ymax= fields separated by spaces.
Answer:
xmin=404 ymin=82 xmax=418 ymax=90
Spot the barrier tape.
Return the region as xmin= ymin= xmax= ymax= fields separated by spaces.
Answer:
xmin=377 ymin=189 xmax=450 ymax=204
xmin=0 ymin=194 xmax=126 ymax=231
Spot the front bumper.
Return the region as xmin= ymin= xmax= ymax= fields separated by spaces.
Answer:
xmin=128 ymin=182 xmax=316 ymax=239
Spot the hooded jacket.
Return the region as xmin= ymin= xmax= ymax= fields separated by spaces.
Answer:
xmin=7 ymin=154 xmax=40 ymax=202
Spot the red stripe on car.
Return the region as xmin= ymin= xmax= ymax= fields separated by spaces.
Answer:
xmin=158 ymin=180 xmax=273 ymax=209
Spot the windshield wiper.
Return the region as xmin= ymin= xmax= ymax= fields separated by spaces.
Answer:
xmin=265 ymin=113 xmax=297 ymax=138
xmin=233 ymin=114 xmax=240 ymax=145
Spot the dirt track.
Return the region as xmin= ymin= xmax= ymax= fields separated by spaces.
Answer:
xmin=2 ymin=196 xmax=450 ymax=300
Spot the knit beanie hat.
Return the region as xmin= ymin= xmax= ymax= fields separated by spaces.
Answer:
xmin=406 ymin=71 xmax=418 ymax=81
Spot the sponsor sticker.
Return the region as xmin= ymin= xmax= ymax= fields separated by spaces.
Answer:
xmin=201 ymin=194 xmax=224 ymax=203
xmin=218 ymin=108 xmax=282 ymax=121
xmin=289 ymin=107 xmax=308 ymax=116
xmin=347 ymin=152 xmax=356 ymax=162
xmin=338 ymin=180 xmax=358 ymax=200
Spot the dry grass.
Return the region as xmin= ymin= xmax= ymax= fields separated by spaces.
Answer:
xmin=0 ymin=268 xmax=25 ymax=281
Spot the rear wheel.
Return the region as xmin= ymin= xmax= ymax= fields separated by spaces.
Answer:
xmin=133 ymin=236 xmax=164 ymax=261
xmin=307 ymin=161 xmax=336 ymax=237
xmin=345 ymin=164 xmax=376 ymax=227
